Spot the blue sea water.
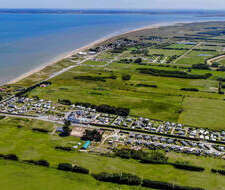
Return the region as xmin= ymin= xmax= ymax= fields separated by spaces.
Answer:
xmin=0 ymin=11 xmax=225 ymax=84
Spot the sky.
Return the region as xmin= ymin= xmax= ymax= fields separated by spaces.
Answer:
xmin=0 ymin=0 xmax=225 ymax=10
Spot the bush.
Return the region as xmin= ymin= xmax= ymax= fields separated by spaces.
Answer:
xmin=0 ymin=116 xmax=5 ymax=120
xmin=134 ymin=58 xmax=142 ymax=64
xmin=211 ymin=62 xmax=220 ymax=67
xmin=75 ymin=102 xmax=130 ymax=116
xmin=24 ymin=159 xmax=49 ymax=167
xmin=142 ymin=179 xmax=205 ymax=190
xmin=137 ymin=68 xmax=211 ymax=79
xmin=211 ymin=168 xmax=225 ymax=175
xmin=140 ymin=150 xmax=168 ymax=164
xmin=115 ymin=149 xmax=148 ymax=160
xmin=55 ymin=146 xmax=73 ymax=151
xmin=136 ymin=84 xmax=157 ymax=88
xmin=122 ymin=74 xmax=131 ymax=81
xmin=58 ymin=163 xmax=73 ymax=171
xmin=36 ymin=160 xmax=50 ymax=167
xmin=58 ymin=99 xmax=72 ymax=105
xmin=180 ymin=88 xmax=199 ymax=92
xmin=172 ymin=164 xmax=205 ymax=172
xmin=32 ymin=128 xmax=49 ymax=133
xmin=192 ymin=63 xmax=210 ymax=70
xmin=93 ymin=172 xmax=142 ymax=186
xmin=217 ymin=66 xmax=225 ymax=71
xmin=81 ymin=129 xmax=102 ymax=142
xmin=15 ymin=81 xmax=51 ymax=97
xmin=115 ymin=149 xmax=168 ymax=163
xmin=72 ymin=165 xmax=89 ymax=174
xmin=4 ymin=154 xmax=18 ymax=161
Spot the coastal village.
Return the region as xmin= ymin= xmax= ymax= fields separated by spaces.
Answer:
xmin=1 ymin=21 xmax=225 ymax=190
xmin=0 ymin=91 xmax=225 ymax=158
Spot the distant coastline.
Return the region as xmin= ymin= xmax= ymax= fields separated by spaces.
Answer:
xmin=6 ymin=21 xmax=184 ymax=85
xmin=3 ymin=19 xmax=224 ymax=86
xmin=0 ymin=9 xmax=224 ymax=16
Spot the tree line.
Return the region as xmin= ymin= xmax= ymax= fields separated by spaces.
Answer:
xmin=75 ymin=102 xmax=130 ymax=116
xmin=137 ymin=68 xmax=212 ymax=79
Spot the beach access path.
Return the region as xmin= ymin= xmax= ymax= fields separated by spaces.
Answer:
xmin=46 ymin=52 xmax=102 ymax=81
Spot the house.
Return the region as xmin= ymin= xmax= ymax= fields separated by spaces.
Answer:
xmin=136 ymin=134 xmax=142 ymax=139
xmin=78 ymin=52 xmax=87 ymax=55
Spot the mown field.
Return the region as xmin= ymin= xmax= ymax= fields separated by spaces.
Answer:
xmin=0 ymin=117 xmax=224 ymax=190
xmin=0 ymin=159 xmax=148 ymax=190
xmin=178 ymin=97 xmax=225 ymax=130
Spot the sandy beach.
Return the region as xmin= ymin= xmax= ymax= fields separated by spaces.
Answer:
xmin=6 ymin=21 xmax=188 ymax=85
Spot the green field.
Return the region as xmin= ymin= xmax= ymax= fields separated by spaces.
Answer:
xmin=176 ymin=50 xmax=218 ymax=65
xmin=148 ymin=49 xmax=186 ymax=56
xmin=218 ymin=58 xmax=225 ymax=66
xmin=26 ymin=61 xmax=225 ymax=127
xmin=3 ymin=21 xmax=225 ymax=189
xmin=0 ymin=159 xmax=149 ymax=190
xmin=0 ymin=117 xmax=225 ymax=190
xmin=179 ymin=97 xmax=225 ymax=130
xmin=166 ymin=44 xmax=194 ymax=49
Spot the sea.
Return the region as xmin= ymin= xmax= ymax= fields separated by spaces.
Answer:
xmin=0 ymin=9 xmax=225 ymax=84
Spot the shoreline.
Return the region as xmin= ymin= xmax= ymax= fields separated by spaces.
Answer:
xmin=5 ymin=20 xmax=192 ymax=85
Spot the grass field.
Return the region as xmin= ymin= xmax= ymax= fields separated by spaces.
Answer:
xmin=0 ymin=117 xmax=224 ymax=190
xmin=176 ymin=50 xmax=218 ymax=65
xmin=26 ymin=62 xmax=225 ymax=127
xmin=148 ymin=49 xmax=186 ymax=56
xmin=166 ymin=44 xmax=194 ymax=49
xmin=4 ymin=22 xmax=225 ymax=189
xmin=178 ymin=97 xmax=225 ymax=130
xmin=218 ymin=58 xmax=225 ymax=66
xmin=0 ymin=159 xmax=149 ymax=190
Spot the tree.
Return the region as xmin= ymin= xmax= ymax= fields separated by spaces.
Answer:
xmin=61 ymin=120 xmax=72 ymax=136
xmin=192 ymin=63 xmax=209 ymax=70
xmin=134 ymin=58 xmax=142 ymax=64
xmin=217 ymin=66 xmax=225 ymax=71
xmin=211 ymin=62 xmax=220 ymax=67
xmin=122 ymin=74 xmax=131 ymax=81
xmin=58 ymin=163 xmax=72 ymax=171
xmin=0 ymin=95 xmax=2 ymax=101
xmin=218 ymin=81 xmax=224 ymax=94
xmin=81 ymin=129 xmax=102 ymax=142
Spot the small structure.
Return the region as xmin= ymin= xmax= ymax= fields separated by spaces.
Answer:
xmin=78 ymin=52 xmax=87 ymax=56
xmin=81 ymin=140 xmax=91 ymax=150
xmin=56 ymin=127 xmax=64 ymax=133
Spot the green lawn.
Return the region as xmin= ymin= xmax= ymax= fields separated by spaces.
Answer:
xmin=218 ymin=58 xmax=225 ymax=66
xmin=0 ymin=117 xmax=224 ymax=190
xmin=148 ymin=49 xmax=186 ymax=56
xmin=0 ymin=159 xmax=148 ymax=190
xmin=179 ymin=97 xmax=225 ymax=129
xmin=176 ymin=50 xmax=218 ymax=65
